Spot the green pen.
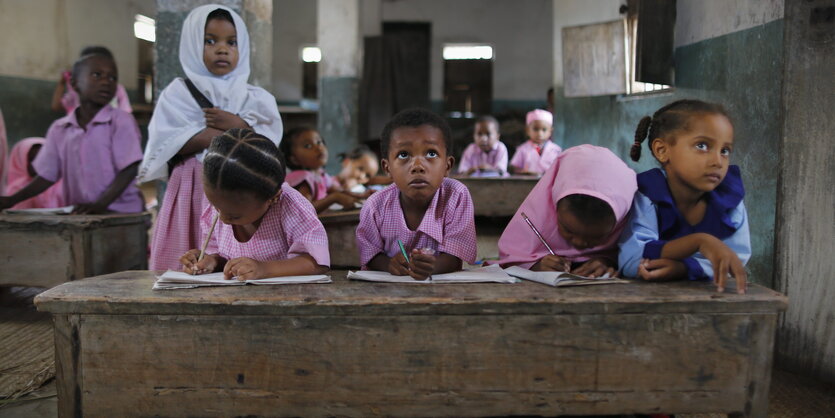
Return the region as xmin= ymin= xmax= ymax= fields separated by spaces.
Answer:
xmin=397 ymin=239 xmax=411 ymax=264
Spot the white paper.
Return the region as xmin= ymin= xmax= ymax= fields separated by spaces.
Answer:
xmin=347 ymin=264 xmax=517 ymax=284
xmin=153 ymin=270 xmax=331 ymax=290
xmin=504 ymin=266 xmax=629 ymax=287
xmin=3 ymin=205 xmax=75 ymax=215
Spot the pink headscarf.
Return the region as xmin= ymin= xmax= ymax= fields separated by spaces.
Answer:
xmin=5 ymin=138 xmax=65 ymax=209
xmin=0 ymin=108 xmax=7 ymax=194
xmin=526 ymin=109 xmax=553 ymax=126
xmin=497 ymin=144 xmax=637 ymax=268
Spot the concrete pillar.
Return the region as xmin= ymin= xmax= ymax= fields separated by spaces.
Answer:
xmin=317 ymin=0 xmax=362 ymax=172
xmin=774 ymin=0 xmax=835 ymax=382
xmin=154 ymin=0 xmax=272 ymax=97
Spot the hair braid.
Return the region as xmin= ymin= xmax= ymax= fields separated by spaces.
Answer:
xmin=631 ymin=99 xmax=731 ymax=162
xmin=203 ymin=128 xmax=286 ymax=201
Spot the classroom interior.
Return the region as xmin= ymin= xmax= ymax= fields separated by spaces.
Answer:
xmin=0 ymin=0 xmax=833 ymax=416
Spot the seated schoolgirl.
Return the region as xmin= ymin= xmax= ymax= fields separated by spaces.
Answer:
xmin=180 ymin=128 xmax=329 ymax=279
xmin=619 ymin=100 xmax=750 ymax=293
xmin=498 ymin=145 xmax=637 ymax=278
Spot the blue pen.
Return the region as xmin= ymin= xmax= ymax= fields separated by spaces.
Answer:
xmin=397 ymin=239 xmax=411 ymax=264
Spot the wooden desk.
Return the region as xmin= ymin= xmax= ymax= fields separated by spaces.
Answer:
xmin=455 ymin=176 xmax=538 ymax=217
xmin=35 ymin=271 xmax=786 ymax=417
xmin=0 ymin=213 xmax=150 ymax=288
xmin=319 ymin=210 xmax=361 ymax=268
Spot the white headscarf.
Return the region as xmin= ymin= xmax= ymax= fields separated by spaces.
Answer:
xmin=138 ymin=4 xmax=282 ymax=183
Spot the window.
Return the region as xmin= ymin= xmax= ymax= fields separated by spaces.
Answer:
xmin=134 ymin=14 xmax=156 ymax=43
xmin=442 ymin=44 xmax=493 ymax=117
xmin=625 ymin=0 xmax=673 ymax=94
xmin=300 ymin=46 xmax=320 ymax=99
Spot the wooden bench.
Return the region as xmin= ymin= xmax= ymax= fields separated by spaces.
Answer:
xmin=35 ymin=270 xmax=786 ymax=417
xmin=0 ymin=213 xmax=150 ymax=288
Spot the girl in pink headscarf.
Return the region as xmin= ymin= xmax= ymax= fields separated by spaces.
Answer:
xmin=5 ymin=138 xmax=65 ymax=209
xmin=497 ymin=144 xmax=637 ymax=277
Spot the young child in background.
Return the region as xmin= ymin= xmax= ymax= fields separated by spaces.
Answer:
xmin=336 ymin=145 xmax=380 ymax=192
xmin=51 ymin=46 xmax=132 ymax=115
xmin=0 ymin=109 xmax=7 ymax=194
xmin=0 ymin=52 xmax=143 ymax=214
xmin=457 ymin=115 xmax=508 ymax=177
xmin=498 ymin=145 xmax=637 ymax=277
xmin=509 ymin=109 xmax=561 ymax=175
xmin=5 ymin=138 xmax=65 ymax=209
xmin=356 ymin=108 xmax=477 ymax=280
xmin=280 ymin=126 xmax=363 ymax=213
xmin=180 ymin=129 xmax=328 ymax=279
xmin=619 ymin=100 xmax=750 ymax=293
xmin=140 ymin=4 xmax=283 ymax=271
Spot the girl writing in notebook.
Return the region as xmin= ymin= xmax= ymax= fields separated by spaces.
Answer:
xmin=139 ymin=4 xmax=283 ymax=271
xmin=179 ymin=129 xmax=329 ymax=280
xmin=618 ymin=100 xmax=750 ymax=293
xmin=497 ymin=145 xmax=637 ymax=278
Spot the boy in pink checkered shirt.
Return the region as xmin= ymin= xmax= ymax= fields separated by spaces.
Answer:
xmin=356 ymin=108 xmax=477 ymax=280
xmin=180 ymin=128 xmax=329 ymax=280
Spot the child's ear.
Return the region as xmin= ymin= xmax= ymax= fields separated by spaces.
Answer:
xmin=445 ymin=156 xmax=454 ymax=175
xmin=650 ymin=138 xmax=669 ymax=164
xmin=269 ymin=190 xmax=282 ymax=205
xmin=380 ymin=158 xmax=390 ymax=175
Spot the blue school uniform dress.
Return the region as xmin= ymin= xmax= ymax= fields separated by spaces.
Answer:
xmin=618 ymin=166 xmax=751 ymax=280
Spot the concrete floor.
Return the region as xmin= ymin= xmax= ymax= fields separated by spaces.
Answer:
xmin=0 ymin=286 xmax=832 ymax=417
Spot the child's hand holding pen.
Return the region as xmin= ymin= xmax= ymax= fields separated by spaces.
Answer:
xmin=179 ymin=249 xmax=219 ymax=275
xmin=532 ymin=254 xmax=571 ymax=272
xmin=387 ymin=241 xmax=434 ymax=280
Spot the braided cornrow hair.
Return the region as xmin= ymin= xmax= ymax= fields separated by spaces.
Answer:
xmin=203 ymin=128 xmax=286 ymax=201
xmin=630 ymin=99 xmax=731 ymax=162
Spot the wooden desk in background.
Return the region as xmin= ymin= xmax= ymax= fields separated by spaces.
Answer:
xmin=36 ymin=270 xmax=786 ymax=417
xmin=319 ymin=209 xmax=361 ymax=268
xmin=455 ymin=175 xmax=538 ymax=217
xmin=0 ymin=213 xmax=150 ymax=288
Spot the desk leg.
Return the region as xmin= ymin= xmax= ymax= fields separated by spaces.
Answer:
xmin=730 ymin=313 xmax=778 ymax=418
xmin=54 ymin=315 xmax=82 ymax=418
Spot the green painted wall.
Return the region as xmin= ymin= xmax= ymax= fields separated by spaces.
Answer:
xmin=319 ymin=76 xmax=359 ymax=173
xmin=554 ymin=19 xmax=784 ymax=287
xmin=0 ymin=76 xmax=64 ymax=146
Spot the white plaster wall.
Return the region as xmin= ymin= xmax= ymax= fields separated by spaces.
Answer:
xmin=273 ymin=0 xmax=317 ymax=102
xmin=319 ymin=0 xmax=361 ymax=78
xmin=382 ymin=0 xmax=553 ymax=102
xmin=551 ymin=0 xmax=622 ymax=87
xmin=675 ymin=0 xmax=784 ymax=47
xmin=0 ymin=0 xmax=155 ymax=90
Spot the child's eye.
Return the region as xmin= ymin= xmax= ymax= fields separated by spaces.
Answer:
xmin=397 ymin=151 xmax=409 ymax=160
xmin=695 ymin=142 xmax=708 ymax=151
xmin=303 ymin=144 xmax=313 ymax=149
xmin=229 ymin=40 xmax=237 ymax=46
xmin=426 ymin=151 xmax=439 ymax=158
xmin=721 ymin=147 xmax=732 ymax=156
xmin=204 ymin=38 xmax=215 ymax=45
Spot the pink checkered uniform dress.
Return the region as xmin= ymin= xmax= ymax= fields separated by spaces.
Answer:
xmin=509 ymin=140 xmax=561 ymax=175
xmin=355 ymin=177 xmax=477 ymax=267
xmin=201 ymin=183 xmax=330 ymax=266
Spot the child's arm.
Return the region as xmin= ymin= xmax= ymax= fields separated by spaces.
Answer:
xmin=366 ymin=251 xmax=462 ymax=280
xmin=224 ymin=254 xmax=327 ymax=280
xmin=177 ymin=127 xmax=225 ymax=156
xmin=0 ymin=176 xmax=56 ymax=210
xmin=296 ymin=182 xmax=360 ymax=213
xmin=73 ymin=161 xmax=140 ymax=214
xmin=657 ymin=233 xmax=747 ymax=293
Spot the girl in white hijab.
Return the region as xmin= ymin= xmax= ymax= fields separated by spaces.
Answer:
xmin=140 ymin=4 xmax=283 ymax=271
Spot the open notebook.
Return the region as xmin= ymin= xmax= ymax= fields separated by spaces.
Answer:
xmin=347 ymin=264 xmax=518 ymax=284
xmin=3 ymin=206 xmax=74 ymax=215
xmin=152 ymin=270 xmax=332 ymax=290
xmin=504 ymin=266 xmax=630 ymax=287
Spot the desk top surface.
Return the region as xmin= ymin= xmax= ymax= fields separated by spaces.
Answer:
xmin=35 ymin=270 xmax=787 ymax=316
xmin=0 ymin=212 xmax=150 ymax=227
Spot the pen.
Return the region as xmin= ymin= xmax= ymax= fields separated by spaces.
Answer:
xmin=198 ymin=212 xmax=219 ymax=263
xmin=397 ymin=239 xmax=411 ymax=264
xmin=520 ymin=212 xmax=570 ymax=272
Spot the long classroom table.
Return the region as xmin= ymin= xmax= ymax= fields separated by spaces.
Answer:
xmin=35 ymin=270 xmax=786 ymax=417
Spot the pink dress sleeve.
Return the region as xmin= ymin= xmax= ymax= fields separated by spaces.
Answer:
xmin=495 ymin=142 xmax=509 ymax=174
xmin=355 ymin=195 xmax=387 ymax=267
xmin=509 ymin=142 xmax=527 ymax=172
xmin=457 ymin=144 xmax=477 ymax=174
xmin=281 ymin=190 xmax=330 ymax=267
xmin=31 ymin=124 xmax=63 ymax=183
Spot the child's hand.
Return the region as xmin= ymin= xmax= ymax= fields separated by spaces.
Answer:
xmin=637 ymin=258 xmax=686 ymax=281
xmin=331 ymin=192 xmax=361 ymax=210
xmin=180 ymin=249 xmax=218 ymax=275
xmin=203 ymin=108 xmax=249 ymax=131
xmin=387 ymin=252 xmax=411 ymax=276
xmin=73 ymin=201 xmax=109 ymax=214
xmin=408 ymin=249 xmax=436 ymax=280
xmin=572 ymin=257 xmax=617 ymax=278
xmin=532 ymin=254 xmax=570 ymax=272
xmin=224 ymin=257 xmax=265 ymax=281
xmin=698 ymin=237 xmax=747 ymax=294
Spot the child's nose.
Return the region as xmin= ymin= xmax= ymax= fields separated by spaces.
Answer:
xmin=410 ymin=158 xmax=426 ymax=173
